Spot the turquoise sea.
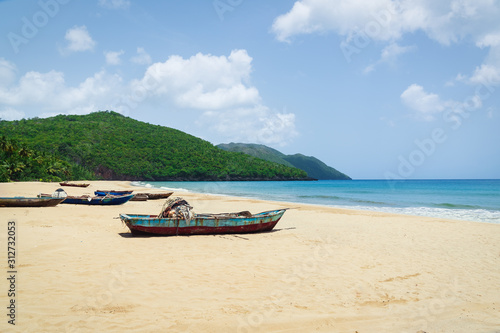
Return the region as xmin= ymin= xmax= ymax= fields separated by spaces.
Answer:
xmin=132 ymin=180 xmax=500 ymax=224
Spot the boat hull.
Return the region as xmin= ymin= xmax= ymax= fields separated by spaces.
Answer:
xmin=95 ymin=190 xmax=133 ymax=196
xmin=59 ymin=182 xmax=89 ymax=188
xmin=62 ymin=194 xmax=134 ymax=205
xmin=120 ymin=209 xmax=286 ymax=236
xmin=0 ymin=197 xmax=66 ymax=207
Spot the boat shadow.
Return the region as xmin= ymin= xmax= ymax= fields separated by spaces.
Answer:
xmin=117 ymin=227 xmax=295 ymax=239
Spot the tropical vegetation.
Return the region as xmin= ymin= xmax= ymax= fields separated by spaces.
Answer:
xmin=0 ymin=111 xmax=308 ymax=182
xmin=0 ymin=136 xmax=95 ymax=182
xmin=217 ymin=143 xmax=351 ymax=180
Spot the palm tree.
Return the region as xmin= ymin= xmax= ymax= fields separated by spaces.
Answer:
xmin=0 ymin=136 xmax=15 ymax=154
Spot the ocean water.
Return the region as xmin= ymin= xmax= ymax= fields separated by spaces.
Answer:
xmin=131 ymin=180 xmax=500 ymax=224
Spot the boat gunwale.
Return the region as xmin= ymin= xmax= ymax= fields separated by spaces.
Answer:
xmin=120 ymin=209 xmax=287 ymax=222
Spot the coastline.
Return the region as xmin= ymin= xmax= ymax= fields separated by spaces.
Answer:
xmin=1 ymin=181 xmax=499 ymax=332
xmin=131 ymin=179 xmax=500 ymax=224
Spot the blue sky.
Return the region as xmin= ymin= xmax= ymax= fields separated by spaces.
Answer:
xmin=1 ymin=0 xmax=499 ymax=179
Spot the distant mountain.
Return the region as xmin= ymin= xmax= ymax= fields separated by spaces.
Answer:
xmin=0 ymin=112 xmax=309 ymax=181
xmin=217 ymin=143 xmax=351 ymax=180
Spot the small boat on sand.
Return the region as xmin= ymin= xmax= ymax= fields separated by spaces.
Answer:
xmin=119 ymin=197 xmax=286 ymax=236
xmin=140 ymin=192 xmax=173 ymax=200
xmin=62 ymin=194 xmax=134 ymax=205
xmin=95 ymin=190 xmax=133 ymax=196
xmin=0 ymin=197 xmax=66 ymax=207
xmin=130 ymin=194 xmax=149 ymax=201
xmin=59 ymin=182 xmax=90 ymax=188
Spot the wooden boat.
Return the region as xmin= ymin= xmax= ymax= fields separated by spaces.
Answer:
xmin=62 ymin=194 xmax=134 ymax=205
xmin=141 ymin=192 xmax=173 ymax=200
xmin=0 ymin=197 xmax=66 ymax=207
xmin=119 ymin=209 xmax=287 ymax=236
xmin=129 ymin=192 xmax=173 ymax=201
xmin=59 ymin=182 xmax=90 ymax=188
xmin=95 ymin=190 xmax=133 ymax=196
xmin=130 ymin=194 xmax=149 ymax=201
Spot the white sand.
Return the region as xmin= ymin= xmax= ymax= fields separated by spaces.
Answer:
xmin=1 ymin=181 xmax=499 ymax=332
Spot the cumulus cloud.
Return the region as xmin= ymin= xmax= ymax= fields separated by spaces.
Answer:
xmin=104 ymin=50 xmax=125 ymax=65
xmin=0 ymin=107 xmax=25 ymax=121
xmin=0 ymin=58 xmax=17 ymax=88
xmin=130 ymin=47 xmax=152 ymax=65
xmin=132 ymin=49 xmax=260 ymax=110
xmin=98 ymin=0 xmax=130 ymax=10
xmin=364 ymin=42 xmax=415 ymax=73
xmin=272 ymin=0 xmax=404 ymax=43
xmin=198 ymin=106 xmax=297 ymax=146
xmin=130 ymin=49 xmax=296 ymax=144
xmin=272 ymin=0 xmax=500 ymax=45
xmin=0 ymin=49 xmax=297 ymax=145
xmin=401 ymin=84 xmax=448 ymax=121
xmin=401 ymin=83 xmax=483 ymax=121
xmin=469 ymin=63 xmax=500 ymax=86
xmin=0 ymin=69 xmax=123 ymax=115
xmin=274 ymin=0 xmax=500 ymax=93
xmin=61 ymin=25 xmax=96 ymax=54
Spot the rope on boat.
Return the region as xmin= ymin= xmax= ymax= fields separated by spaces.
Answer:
xmin=159 ymin=197 xmax=194 ymax=225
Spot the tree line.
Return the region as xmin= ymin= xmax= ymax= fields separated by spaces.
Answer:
xmin=0 ymin=111 xmax=308 ymax=182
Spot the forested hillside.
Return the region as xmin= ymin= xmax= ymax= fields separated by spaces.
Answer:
xmin=217 ymin=143 xmax=351 ymax=180
xmin=0 ymin=111 xmax=308 ymax=181
xmin=0 ymin=136 xmax=94 ymax=182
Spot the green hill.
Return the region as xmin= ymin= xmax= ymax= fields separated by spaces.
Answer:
xmin=217 ymin=143 xmax=295 ymax=168
xmin=0 ymin=111 xmax=308 ymax=181
xmin=217 ymin=143 xmax=351 ymax=180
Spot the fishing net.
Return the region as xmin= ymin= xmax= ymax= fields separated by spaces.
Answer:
xmin=159 ymin=197 xmax=194 ymax=223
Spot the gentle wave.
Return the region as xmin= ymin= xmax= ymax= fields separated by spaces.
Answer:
xmin=298 ymin=194 xmax=392 ymax=206
xmin=432 ymin=202 xmax=484 ymax=210
xmin=343 ymin=205 xmax=500 ymax=224
xmin=132 ymin=180 xmax=500 ymax=224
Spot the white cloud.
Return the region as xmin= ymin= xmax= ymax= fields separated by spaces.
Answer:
xmin=0 ymin=49 xmax=297 ymax=145
xmin=401 ymin=84 xmax=448 ymax=121
xmin=198 ymin=106 xmax=297 ymax=146
xmin=105 ymin=50 xmax=125 ymax=65
xmin=0 ymin=107 xmax=25 ymax=121
xmin=401 ymin=83 xmax=485 ymax=121
xmin=469 ymin=63 xmax=500 ymax=86
xmin=0 ymin=58 xmax=17 ymax=88
xmin=274 ymin=0 xmax=500 ymax=91
xmin=61 ymin=25 xmax=96 ymax=54
xmin=132 ymin=49 xmax=259 ymax=110
xmin=98 ymin=0 xmax=130 ymax=10
xmin=130 ymin=47 xmax=152 ymax=65
xmin=380 ymin=42 xmax=415 ymax=62
xmin=364 ymin=42 xmax=415 ymax=73
xmin=272 ymin=0 xmax=405 ymax=43
xmin=273 ymin=0 xmax=500 ymax=46
xmin=0 ymin=69 xmax=123 ymax=115
xmin=131 ymin=49 xmax=296 ymax=145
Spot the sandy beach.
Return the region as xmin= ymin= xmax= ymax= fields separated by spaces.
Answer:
xmin=1 ymin=181 xmax=499 ymax=332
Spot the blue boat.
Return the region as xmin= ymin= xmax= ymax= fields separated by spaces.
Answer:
xmin=119 ymin=209 xmax=287 ymax=236
xmin=62 ymin=194 xmax=134 ymax=205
